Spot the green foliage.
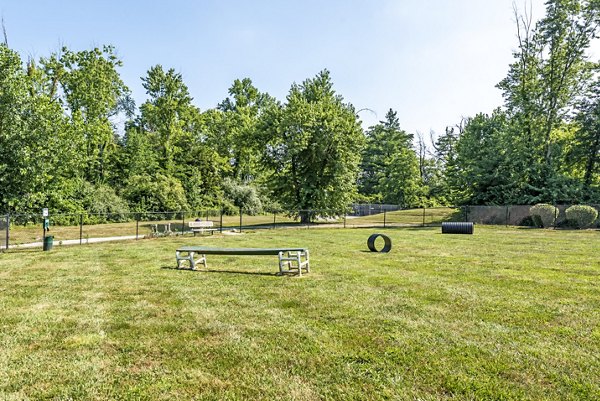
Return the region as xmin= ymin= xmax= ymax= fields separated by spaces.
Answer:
xmin=122 ymin=174 xmax=189 ymax=212
xmin=445 ymin=111 xmax=520 ymax=205
xmin=5 ymin=12 xmax=600 ymax=217
xmin=495 ymin=0 xmax=600 ymax=204
xmin=529 ymin=203 xmax=559 ymax=228
xmin=42 ymin=46 xmax=132 ymax=183
xmin=172 ymin=130 xmax=228 ymax=211
xmin=80 ymin=182 xmax=130 ymax=222
xmin=264 ymin=70 xmax=364 ymax=222
xmin=360 ymin=109 xmax=424 ymax=207
xmin=213 ymin=78 xmax=277 ymax=182
xmin=119 ymin=124 xmax=160 ymax=178
xmin=221 ymin=178 xmax=263 ymax=215
xmin=139 ymin=65 xmax=195 ymax=174
xmin=570 ymin=78 xmax=600 ymax=195
xmin=428 ymin=126 xmax=460 ymax=205
xmin=565 ymin=204 xmax=598 ymax=228
xmin=0 ymin=46 xmax=84 ymax=214
xmin=422 ymin=0 xmax=600 ymax=207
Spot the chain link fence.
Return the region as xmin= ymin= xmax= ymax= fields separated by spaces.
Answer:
xmin=466 ymin=204 xmax=600 ymax=226
xmin=1 ymin=204 xmax=598 ymax=250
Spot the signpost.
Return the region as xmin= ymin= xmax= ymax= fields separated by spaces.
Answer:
xmin=42 ymin=208 xmax=48 ymax=246
xmin=42 ymin=208 xmax=51 ymax=251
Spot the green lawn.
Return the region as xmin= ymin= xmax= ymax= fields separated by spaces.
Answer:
xmin=0 ymin=226 xmax=598 ymax=400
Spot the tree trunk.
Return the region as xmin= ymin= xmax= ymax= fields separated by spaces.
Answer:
xmin=299 ymin=210 xmax=311 ymax=224
xmin=583 ymin=129 xmax=600 ymax=191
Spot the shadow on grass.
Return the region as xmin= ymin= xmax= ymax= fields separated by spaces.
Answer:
xmin=160 ymin=266 xmax=285 ymax=277
xmin=346 ymin=225 xmax=437 ymax=231
xmin=2 ymin=247 xmax=44 ymax=254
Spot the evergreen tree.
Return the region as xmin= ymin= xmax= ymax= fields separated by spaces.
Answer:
xmin=360 ymin=109 xmax=423 ymax=206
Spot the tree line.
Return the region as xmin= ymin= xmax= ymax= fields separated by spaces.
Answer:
xmin=1 ymin=0 xmax=599 ymax=221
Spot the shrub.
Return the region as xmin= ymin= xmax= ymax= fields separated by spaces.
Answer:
xmin=529 ymin=203 xmax=558 ymax=228
xmin=123 ymin=174 xmax=190 ymax=213
xmin=45 ymin=180 xmax=130 ymax=225
xmin=519 ymin=216 xmax=535 ymax=227
xmin=222 ymin=179 xmax=263 ymax=215
xmin=565 ymin=205 xmax=598 ymax=229
xmin=220 ymin=199 xmax=239 ymax=216
xmin=84 ymin=183 xmax=130 ymax=223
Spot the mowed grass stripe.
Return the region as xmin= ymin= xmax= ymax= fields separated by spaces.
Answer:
xmin=0 ymin=227 xmax=598 ymax=400
xmin=0 ymin=247 xmax=114 ymax=399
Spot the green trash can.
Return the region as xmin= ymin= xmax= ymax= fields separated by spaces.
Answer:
xmin=43 ymin=235 xmax=54 ymax=251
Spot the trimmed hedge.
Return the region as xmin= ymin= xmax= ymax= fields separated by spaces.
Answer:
xmin=565 ymin=205 xmax=598 ymax=229
xmin=529 ymin=203 xmax=558 ymax=228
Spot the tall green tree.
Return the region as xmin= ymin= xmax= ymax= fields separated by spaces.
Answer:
xmin=446 ymin=111 xmax=520 ymax=205
xmin=360 ymin=109 xmax=423 ymax=206
xmin=429 ymin=125 xmax=461 ymax=205
xmin=571 ymin=77 xmax=600 ymax=197
xmin=264 ymin=70 xmax=364 ymax=222
xmin=42 ymin=46 xmax=132 ymax=183
xmin=497 ymin=0 xmax=600 ymax=202
xmin=0 ymin=45 xmax=82 ymax=213
xmin=139 ymin=65 xmax=194 ymax=174
xmin=209 ymin=78 xmax=277 ymax=183
xmin=134 ymin=65 xmax=227 ymax=210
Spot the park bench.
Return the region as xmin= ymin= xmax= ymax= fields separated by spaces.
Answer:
xmin=188 ymin=220 xmax=216 ymax=235
xmin=175 ymin=246 xmax=310 ymax=276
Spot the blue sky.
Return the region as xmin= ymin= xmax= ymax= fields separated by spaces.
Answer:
xmin=0 ymin=0 xmax=571 ymax=136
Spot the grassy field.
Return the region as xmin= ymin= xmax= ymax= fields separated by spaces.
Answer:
xmin=347 ymin=208 xmax=458 ymax=227
xmin=0 ymin=226 xmax=598 ymax=400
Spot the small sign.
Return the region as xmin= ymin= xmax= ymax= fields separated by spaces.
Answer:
xmin=42 ymin=208 xmax=49 ymax=217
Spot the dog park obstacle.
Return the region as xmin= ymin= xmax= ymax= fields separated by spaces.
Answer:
xmin=175 ymin=246 xmax=310 ymax=276
xmin=441 ymin=222 xmax=474 ymax=234
xmin=367 ymin=233 xmax=392 ymax=252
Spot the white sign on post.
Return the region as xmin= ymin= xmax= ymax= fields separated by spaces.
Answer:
xmin=42 ymin=208 xmax=49 ymax=217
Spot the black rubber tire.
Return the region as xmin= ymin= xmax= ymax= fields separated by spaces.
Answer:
xmin=367 ymin=233 xmax=392 ymax=253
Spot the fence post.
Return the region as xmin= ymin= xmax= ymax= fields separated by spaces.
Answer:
xmin=181 ymin=211 xmax=185 ymax=236
xmin=273 ymin=211 xmax=276 ymax=230
xmin=384 ymin=210 xmax=387 ymax=228
xmin=79 ymin=214 xmax=83 ymax=245
xmin=505 ymin=206 xmax=509 ymax=227
xmin=220 ymin=209 xmax=224 ymax=233
xmin=136 ymin=214 xmax=139 ymax=240
xmin=42 ymin=214 xmax=45 ymax=248
xmin=344 ymin=211 xmax=347 ymax=228
xmin=239 ymin=207 xmax=243 ymax=233
xmin=5 ymin=213 xmax=9 ymax=250
xmin=422 ymin=206 xmax=426 ymax=227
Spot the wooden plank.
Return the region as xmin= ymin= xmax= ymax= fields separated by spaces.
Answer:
xmin=176 ymin=246 xmax=307 ymax=256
